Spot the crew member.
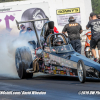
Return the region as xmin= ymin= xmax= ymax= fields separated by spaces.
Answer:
xmin=54 ymin=26 xmax=59 ymax=33
xmin=86 ymin=12 xmax=100 ymax=62
xmin=62 ymin=16 xmax=83 ymax=54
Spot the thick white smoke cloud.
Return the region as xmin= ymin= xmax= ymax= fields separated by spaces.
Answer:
xmin=0 ymin=33 xmax=34 ymax=78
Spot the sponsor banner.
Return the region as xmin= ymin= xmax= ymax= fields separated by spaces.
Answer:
xmin=56 ymin=7 xmax=80 ymax=15
xmin=56 ymin=7 xmax=81 ymax=26
xmin=0 ymin=2 xmax=50 ymax=40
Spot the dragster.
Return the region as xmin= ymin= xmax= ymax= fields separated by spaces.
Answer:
xmin=15 ymin=19 xmax=100 ymax=83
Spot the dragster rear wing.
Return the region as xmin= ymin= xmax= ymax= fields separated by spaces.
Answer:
xmin=15 ymin=18 xmax=49 ymax=47
xmin=15 ymin=18 xmax=49 ymax=30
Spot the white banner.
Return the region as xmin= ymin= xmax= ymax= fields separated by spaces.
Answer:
xmin=0 ymin=2 xmax=50 ymax=36
xmin=56 ymin=7 xmax=81 ymax=26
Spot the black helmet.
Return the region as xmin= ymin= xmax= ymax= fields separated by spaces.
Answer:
xmin=20 ymin=24 xmax=25 ymax=29
xmin=27 ymin=27 xmax=32 ymax=31
xmin=53 ymin=37 xmax=63 ymax=46
xmin=68 ymin=16 xmax=76 ymax=22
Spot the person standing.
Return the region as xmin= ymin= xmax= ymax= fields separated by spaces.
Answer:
xmin=54 ymin=26 xmax=59 ymax=33
xmin=26 ymin=27 xmax=37 ymax=49
xmin=62 ymin=16 xmax=83 ymax=54
xmin=19 ymin=24 xmax=26 ymax=35
xmin=86 ymin=12 xmax=100 ymax=62
xmin=24 ymin=27 xmax=33 ymax=37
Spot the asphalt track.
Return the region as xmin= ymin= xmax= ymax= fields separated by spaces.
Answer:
xmin=0 ymin=46 xmax=100 ymax=100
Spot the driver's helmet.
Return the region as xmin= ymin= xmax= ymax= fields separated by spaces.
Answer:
xmin=53 ymin=37 xmax=63 ymax=46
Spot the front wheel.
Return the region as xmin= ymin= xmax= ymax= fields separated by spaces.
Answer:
xmin=77 ymin=60 xmax=86 ymax=83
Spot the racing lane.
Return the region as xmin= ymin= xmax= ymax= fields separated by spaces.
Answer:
xmin=0 ymin=76 xmax=100 ymax=100
xmin=0 ymin=46 xmax=100 ymax=100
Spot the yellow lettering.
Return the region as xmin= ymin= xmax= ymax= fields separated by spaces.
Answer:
xmin=57 ymin=7 xmax=80 ymax=15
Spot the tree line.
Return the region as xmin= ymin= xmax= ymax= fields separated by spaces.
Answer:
xmin=91 ymin=0 xmax=100 ymax=14
xmin=0 ymin=0 xmax=23 ymax=2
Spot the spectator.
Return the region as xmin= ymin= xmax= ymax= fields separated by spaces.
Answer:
xmin=25 ymin=27 xmax=37 ymax=49
xmin=62 ymin=16 xmax=83 ymax=54
xmin=27 ymin=27 xmax=32 ymax=32
xmin=25 ymin=27 xmax=34 ymax=36
xmin=86 ymin=12 xmax=100 ymax=62
xmin=19 ymin=24 xmax=26 ymax=35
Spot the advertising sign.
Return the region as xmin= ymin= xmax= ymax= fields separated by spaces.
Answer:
xmin=56 ymin=7 xmax=81 ymax=26
xmin=0 ymin=2 xmax=50 ymax=37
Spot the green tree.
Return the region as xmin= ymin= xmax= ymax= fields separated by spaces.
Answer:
xmin=91 ymin=0 xmax=100 ymax=14
xmin=0 ymin=0 xmax=24 ymax=2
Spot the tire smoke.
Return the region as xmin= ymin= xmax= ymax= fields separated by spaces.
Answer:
xmin=0 ymin=34 xmax=33 ymax=78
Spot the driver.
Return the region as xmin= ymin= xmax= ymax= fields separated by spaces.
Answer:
xmin=51 ymin=37 xmax=64 ymax=52
xmin=53 ymin=37 xmax=64 ymax=46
